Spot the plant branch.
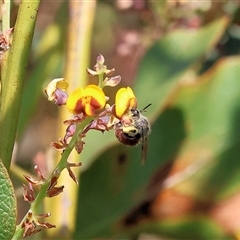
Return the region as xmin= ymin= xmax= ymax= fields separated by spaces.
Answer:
xmin=12 ymin=122 xmax=84 ymax=239
xmin=0 ymin=0 xmax=40 ymax=170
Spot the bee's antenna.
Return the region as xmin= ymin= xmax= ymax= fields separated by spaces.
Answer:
xmin=141 ymin=103 xmax=152 ymax=112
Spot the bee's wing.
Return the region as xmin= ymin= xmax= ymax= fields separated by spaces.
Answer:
xmin=141 ymin=135 xmax=148 ymax=165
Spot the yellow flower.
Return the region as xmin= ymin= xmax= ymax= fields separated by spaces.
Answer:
xmin=114 ymin=87 xmax=137 ymax=118
xmin=66 ymin=85 xmax=106 ymax=116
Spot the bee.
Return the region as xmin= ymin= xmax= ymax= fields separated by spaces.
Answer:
xmin=114 ymin=104 xmax=151 ymax=165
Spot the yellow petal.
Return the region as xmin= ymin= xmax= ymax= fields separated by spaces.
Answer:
xmin=45 ymin=78 xmax=69 ymax=101
xmin=85 ymin=85 xmax=106 ymax=109
xmin=115 ymin=87 xmax=137 ymax=118
xmin=56 ymin=78 xmax=69 ymax=90
xmin=66 ymin=88 xmax=85 ymax=114
xmin=66 ymin=85 xmax=106 ymax=116
xmin=84 ymin=97 xmax=95 ymax=116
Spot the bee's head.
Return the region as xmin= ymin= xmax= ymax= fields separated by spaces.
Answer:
xmin=130 ymin=108 xmax=140 ymax=118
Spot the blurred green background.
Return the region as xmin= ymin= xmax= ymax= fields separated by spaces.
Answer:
xmin=12 ymin=1 xmax=240 ymax=239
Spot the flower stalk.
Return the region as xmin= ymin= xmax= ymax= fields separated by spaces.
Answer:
xmin=12 ymin=121 xmax=84 ymax=239
xmin=45 ymin=1 xmax=97 ymax=238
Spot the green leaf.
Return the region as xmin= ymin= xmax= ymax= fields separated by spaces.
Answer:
xmin=169 ymin=56 xmax=240 ymax=202
xmin=133 ymin=17 xmax=229 ymax=118
xmin=0 ymin=159 xmax=17 ymax=240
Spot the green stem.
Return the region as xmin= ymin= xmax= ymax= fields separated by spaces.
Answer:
xmin=31 ymin=142 xmax=76 ymax=212
xmin=0 ymin=0 xmax=40 ymax=170
xmin=98 ymin=73 xmax=104 ymax=88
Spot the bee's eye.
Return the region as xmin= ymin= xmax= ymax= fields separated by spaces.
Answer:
xmin=131 ymin=109 xmax=140 ymax=117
